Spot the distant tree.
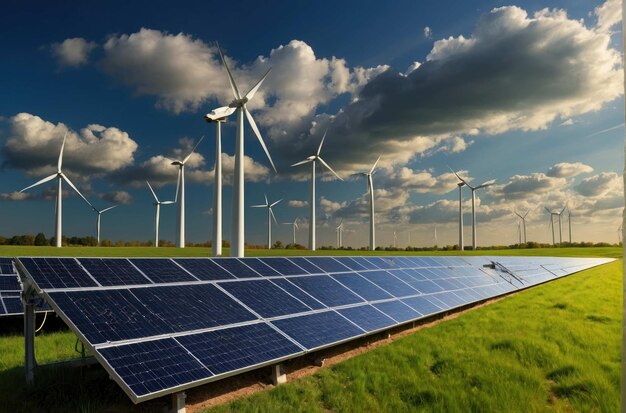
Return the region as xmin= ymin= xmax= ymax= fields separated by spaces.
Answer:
xmin=34 ymin=233 xmax=47 ymax=246
xmin=272 ymin=240 xmax=284 ymax=249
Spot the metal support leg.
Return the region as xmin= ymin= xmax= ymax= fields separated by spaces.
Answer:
xmin=271 ymin=364 xmax=287 ymax=385
xmin=171 ymin=391 xmax=186 ymax=413
xmin=24 ymin=302 xmax=36 ymax=385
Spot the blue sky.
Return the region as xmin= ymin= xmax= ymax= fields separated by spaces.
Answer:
xmin=0 ymin=0 xmax=623 ymax=247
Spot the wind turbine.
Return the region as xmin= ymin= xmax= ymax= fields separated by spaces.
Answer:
xmin=355 ymin=155 xmax=381 ymax=250
xmin=19 ymin=132 xmax=92 ymax=248
xmin=211 ymin=44 xmax=276 ymax=258
xmin=335 ymin=219 xmax=344 ymax=248
xmin=618 ymin=225 xmax=622 ymax=245
xmin=251 ymin=195 xmax=281 ymax=249
xmin=291 ymin=130 xmax=343 ymax=251
xmin=169 ymin=136 xmax=204 ymax=249
xmin=451 ymin=169 xmax=495 ymax=250
xmin=514 ymin=209 xmax=530 ymax=243
xmin=147 ymin=181 xmax=175 ymax=248
xmin=204 ymin=111 xmax=231 ymax=256
xmin=282 ymin=218 xmax=299 ymax=245
xmin=566 ymin=206 xmax=572 ymax=244
xmin=457 ymin=182 xmax=465 ymax=250
xmin=556 ymin=206 xmax=566 ymax=244
xmin=92 ymin=205 xmax=117 ymax=246
xmin=544 ymin=207 xmax=559 ymax=245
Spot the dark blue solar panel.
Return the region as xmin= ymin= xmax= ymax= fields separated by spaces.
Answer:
xmin=430 ymin=292 xmax=466 ymax=308
xmin=130 ymin=259 xmax=196 ymax=283
xmin=213 ymin=259 xmax=261 ymax=279
xmin=177 ymin=323 xmax=302 ymax=375
xmin=131 ymin=284 xmax=257 ymax=332
xmin=331 ymin=273 xmax=392 ymax=301
xmin=20 ymin=258 xmax=96 ymax=289
xmin=374 ymin=301 xmax=420 ymax=323
xmin=288 ymin=275 xmax=363 ymax=307
xmin=401 ymin=296 xmax=443 ymax=315
xmin=269 ymin=279 xmax=326 ymax=310
xmin=364 ymin=257 xmax=398 ymax=269
xmin=358 ymin=271 xmax=417 ymax=297
xmin=333 ymin=257 xmax=368 ymax=271
xmin=3 ymin=296 xmax=22 ymax=314
xmin=48 ymin=289 xmax=170 ymax=345
xmin=174 ymin=259 xmax=235 ymax=281
xmin=286 ymin=257 xmax=324 ymax=274
xmin=386 ymin=269 xmax=417 ymax=284
xmin=0 ymin=258 xmax=14 ymax=274
xmin=98 ymin=338 xmax=211 ymax=398
xmin=272 ymin=311 xmax=363 ymax=350
xmin=79 ymin=258 xmax=150 ymax=286
xmin=409 ymin=280 xmax=443 ymax=294
xmin=0 ymin=275 xmax=20 ymax=291
xmin=240 ymin=258 xmax=281 ymax=277
xmin=259 ymin=257 xmax=309 ymax=276
xmin=453 ymin=288 xmax=478 ymax=304
xmin=338 ymin=305 xmax=396 ymax=332
xmin=219 ymin=280 xmax=311 ymax=318
xmin=349 ymin=257 xmax=379 ymax=270
xmin=304 ymin=257 xmax=350 ymax=273
xmin=401 ymin=268 xmax=429 ymax=281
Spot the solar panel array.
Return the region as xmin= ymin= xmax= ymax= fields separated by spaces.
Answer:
xmin=15 ymin=255 xmax=612 ymax=403
xmin=0 ymin=258 xmax=52 ymax=317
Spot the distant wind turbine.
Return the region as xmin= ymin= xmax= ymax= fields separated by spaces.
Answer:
xmin=282 ymin=218 xmax=299 ymax=245
xmin=169 ymin=136 xmax=204 ymax=249
xmin=291 ymin=130 xmax=343 ymax=251
xmin=19 ymin=132 xmax=93 ymax=247
xmin=251 ymin=195 xmax=282 ymax=249
xmin=566 ymin=205 xmax=572 ymax=244
xmin=544 ymin=207 xmax=564 ymax=245
xmin=335 ymin=219 xmax=344 ymax=248
xmin=514 ymin=209 xmax=530 ymax=243
xmin=355 ymin=155 xmax=381 ymax=250
xmin=209 ymin=43 xmax=276 ymax=258
xmin=451 ymin=168 xmax=495 ymax=250
xmin=618 ymin=225 xmax=622 ymax=245
xmin=147 ymin=181 xmax=175 ymax=248
xmin=457 ymin=182 xmax=465 ymax=250
xmin=92 ymin=205 xmax=117 ymax=246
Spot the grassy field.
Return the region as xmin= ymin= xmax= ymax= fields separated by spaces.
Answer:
xmin=0 ymin=247 xmax=621 ymax=412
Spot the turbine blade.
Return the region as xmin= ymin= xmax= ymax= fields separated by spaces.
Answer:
xmin=174 ymin=168 xmax=181 ymax=203
xmin=244 ymin=106 xmax=277 ymax=172
xmin=369 ymin=154 xmax=382 ymax=174
xmin=61 ymin=173 xmax=93 ymax=208
xmin=544 ymin=207 xmax=552 ymax=214
xmin=161 ymin=201 xmax=176 ymax=205
xmin=216 ymin=42 xmax=241 ymax=99
xmin=264 ymin=193 xmax=268 ymax=205
xmin=317 ymin=157 xmax=343 ymax=181
xmin=146 ymin=181 xmax=159 ymax=202
xmin=476 ymin=179 xmax=496 ymax=189
xmin=270 ymin=208 xmax=278 ymax=224
xmin=57 ymin=131 xmax=68 ymax=171
xmin=448 ymin=166 xmax=471 ymax=188
xmin=560 ymin=205 xmax=567 ymax=214
xmin=250 ymin=204 xmax=266 ymax=208
xmin=101 ymin=205 xmax=118 ymax=213
xmin=291 ymin=159 xmax=313 ymax=167
xmin=244 ymin=68 xmax=271 ymax=100
xmin=183 ymin=136 xmax=204 ymax=164
xmin=317 ymin=129 xmax=327 ymax=156
xmin=270 ymin=198 xmax=282 ymax=207
xmin=20 ymin=174 xmax=57 ymax=193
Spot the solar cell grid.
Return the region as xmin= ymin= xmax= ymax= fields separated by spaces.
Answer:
xmin=240 ymin=258 xmax=281 ymax=277
xmin=0 ymin=258 xmax=14 ymax=274
xmin=213 ymin=259 xmax=261 ymax=279
xmin=374 ymin=300 xmax=420 ymax=323
xmin=259 ymin=257 xmax=309 ymax=276
xmin=219 ymin=279 xmax=311 ymax=318
xmin=79 ymin=258 xmax=150 ymax=286
xmin=330 ymin=272 xmax=392 ymax=301
xmin=130 ymin=259 xmax=196 ymax=283
xmin=288 ymin=275 xmax=363 ymax=307
xmin=269 ymin=278 xmax=326 ymax=310
xmin=174 ymin=258 xmax=235 ymax=281
xmin=358 ymin=270 xmax=418 ymax=297
xmin=333 ymin=257 xmax=368 ymax=271
xmin=21 ymin=257 xmax=96 ymax=289
xmin=286 ymin=257 xmax=323 ymax=274
xmin=0 ymin=275 xmax=20 ymax=291
xmin=338 ymin=304 xmax=397 ymax=332
xmin=304 ymin=257 xmax=350 ymax=273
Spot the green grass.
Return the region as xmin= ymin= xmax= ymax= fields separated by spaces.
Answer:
xmin=0 ymin=247 xmax=621 ymax=412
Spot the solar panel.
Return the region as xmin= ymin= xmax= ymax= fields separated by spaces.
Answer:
xmin=15 ymin=255 xmax=613 ymax=404
xmin=0 ymin=275 xmax=20 ymax=291
xmin=0 ymin=258 xmax=15 ymax=274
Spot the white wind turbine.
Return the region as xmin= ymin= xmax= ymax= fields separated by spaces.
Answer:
xmin=514 ymin=209 xmax=530 ymax=243
xmin=210 ymin=44 xmax=277 ymax=258
xmin=92 ymin=205 xmax=117 ymax=246
xmin=282 ymin=218 xmax=299 ymax=245
xmin=335 ymin=219 xmax=344 ymax=248
xmin=457 ymin=182 xmax=466 ymax=250
xmin=19 ymin=132 xmax=93 ymax=248
xmin=618 ymin=225 xmax=622 ymax=245
xmin=169 ymin=136 xmax=204 ymax=249
xmin=291 ymin=131 xmax=343 ymax=251
xmin=147 ymin=181 xmax=175 ymax=248
xmin=566 ymin=205 xmax=572 ymax=244
xmin=251 ymin=195 xmax=282 ymax=249
xmin=355 ymin=155 xmax=381 ymax=250
xmin=451 ymin=169 xmax=495 ymax=250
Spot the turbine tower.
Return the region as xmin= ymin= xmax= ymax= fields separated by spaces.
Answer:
xmin=92 ymin=205 xmax=117 ymax=246
xmin=213 ymin=44 xmax=277 ymax=258
xmin=291 ymin=130 xmax=343 ymax=251
xmin=566 ymin=206 xmax=572 ymax=244
xmin=457 ymin=182 xmax=465 ymax=250
xmin=335 ymin=219 xmax=344 ymax=248
xmin=451 ymin=169 xmax=495 ymax=250
xmin=19 ymin=132 xmax=93 ymax=247
xmin=170 ymin=136 xmax=204 ymax=249
xmin=251 ymin=195 xmax=281 ymax=249
xmin=544 ymin=207 xmax=559 ymax=245
xmin=147 ymin=181 xmax=175 ymax=248
xmin=282 ymin=218 xmax=299 ymax=245
xmin=514 ymin=209 xmax=530 ymax=243
xmin=356 ymin=155 xmax=381 ymax=250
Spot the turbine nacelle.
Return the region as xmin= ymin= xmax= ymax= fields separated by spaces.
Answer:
xmin=204 ymin=106 xmax=236 ymax=122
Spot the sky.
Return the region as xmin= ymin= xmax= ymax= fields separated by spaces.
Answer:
xmin=0 ymin=0 xmax=623 ymax=248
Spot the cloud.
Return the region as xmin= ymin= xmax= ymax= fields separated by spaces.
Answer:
xmin=575 ymin=172 xmax=622 ymax=197
xmin=2 ymin=113 xmax=138 ymax=178
xmin=51 ymin=37 xmax=97 ymax=67
xmin=423 ymin=26 xmax=432 ymax=38
xmin=288 ymin=200 xmax=308 ymax=208
xmin=546 ymin=162 xmax=593 ymax=178
xmin=101 ymin=191 xmax=133 ymax=205
xmin=595 ymin=0 xmax=622 ymax=33
xmin=0 ymin=191 xmax=36 ymax=201
xmin=491 ymin=173 xmax=567 ymax=200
